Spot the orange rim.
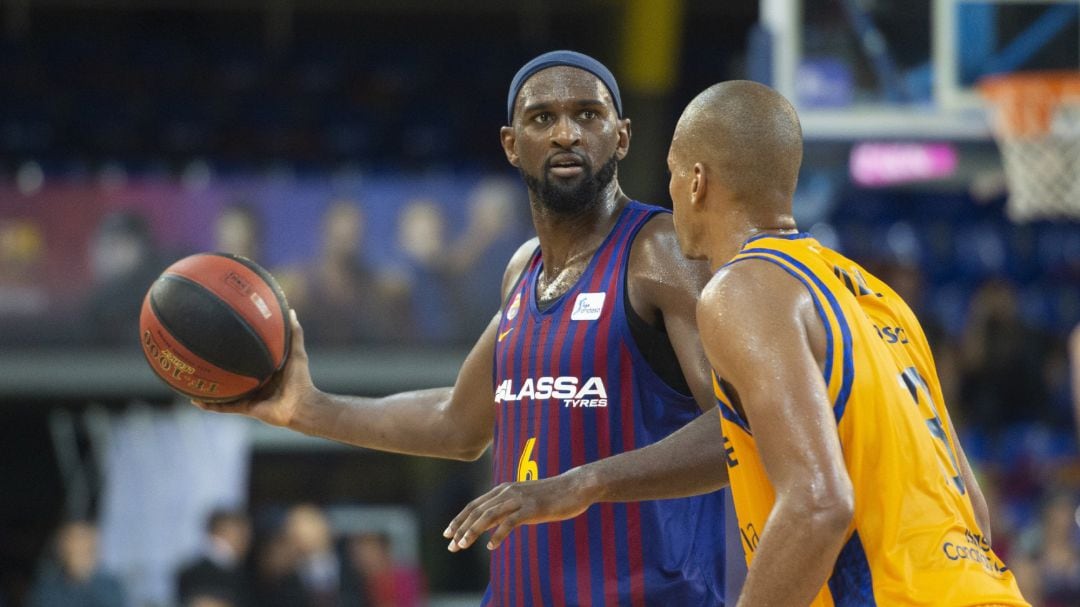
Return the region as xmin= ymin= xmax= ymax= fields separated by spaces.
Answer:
xmin=978 ymin=70 xmax=1080 ymax=137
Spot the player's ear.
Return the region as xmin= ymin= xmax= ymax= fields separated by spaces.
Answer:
xmin=615 ymin=117 xmax=631 ymax=160
xmin=500 ymin=126 xmax=519 ymax=167
xmin=690 ymin=162 xmax=707 ymax=207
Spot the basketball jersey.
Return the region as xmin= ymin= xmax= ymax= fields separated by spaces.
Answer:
xmin=714 ymin=234 xmax=1029 ymax=606
xmin=487 ymin=201 xmax=727 ymax=607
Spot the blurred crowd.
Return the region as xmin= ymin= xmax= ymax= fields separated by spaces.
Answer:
xmin=927 ymin=279 xmax=1080 ymax=606
xmin=274 ymin=183 xmax=523 ymax=346
xmin=27 ymin=506 xmax=425 ymax=607
xmin=2 ymin=181 xmax=1080 ymax=605
xmin=0 ymin=176 xmax=528 ymax=349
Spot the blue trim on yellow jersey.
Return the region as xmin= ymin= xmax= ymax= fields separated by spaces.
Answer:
xmin=743 ymin=231 xmax=812 ymax=246
xmin=740 ymin=248 xmax=855 ymax=423
xmin=719 ymin=399 xmax=752 ymax=435
xmin=828 ymin=531 xmax=877 ymax=606
xmin=713 ymin=369 xmax=753 ymax=435
xmin=728 ymin=254 xmax=835 ymax=387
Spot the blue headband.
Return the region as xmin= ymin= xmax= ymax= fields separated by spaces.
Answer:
xmin=506 ymin=50 xmax=623 ymax=124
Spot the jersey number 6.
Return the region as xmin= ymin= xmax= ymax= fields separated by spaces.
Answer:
xmin=517 ymin=437 xmax=539 ymax=482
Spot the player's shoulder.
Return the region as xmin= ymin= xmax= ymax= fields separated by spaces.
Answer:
xmin=500 ymin=237 xmax=540 ymax=302
xmin=699 ymin=256 xmax=815 ymax=331
xmin=628 ymin=209 xmax=710 ymax=292
xmin=629 ymin=207 xmax=677 ymax=261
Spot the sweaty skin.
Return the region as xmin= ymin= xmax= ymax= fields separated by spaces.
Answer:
xmin=445 ymin=82 xmax=993 ymax=607
xmin=697 ymin=259 xmax=853 ymax=607
xmin=193 ymin=66 xmax=725 ymax=549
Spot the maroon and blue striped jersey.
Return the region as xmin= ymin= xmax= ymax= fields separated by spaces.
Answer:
xmin=486 ymin=201 xmax=726 ymax=606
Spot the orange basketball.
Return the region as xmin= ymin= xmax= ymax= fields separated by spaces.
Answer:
xmin=139 ymin=253 xmax=291 ymax=402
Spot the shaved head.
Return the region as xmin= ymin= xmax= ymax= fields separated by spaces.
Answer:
xmin=671 ymin=81 xmax=802 ymax=212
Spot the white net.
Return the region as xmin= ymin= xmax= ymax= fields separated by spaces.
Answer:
xmin=992 ymin=103 xmax=1080 ymax=222
xmin=982 ymin=74 xmax=1080 ymax=223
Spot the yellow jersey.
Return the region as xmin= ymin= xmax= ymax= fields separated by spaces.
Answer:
xmin=714 ymin=233 xmax=1029 ymax=606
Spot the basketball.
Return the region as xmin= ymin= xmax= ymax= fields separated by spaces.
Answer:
xmin=139 ymin=252 xmax=291 ymax=402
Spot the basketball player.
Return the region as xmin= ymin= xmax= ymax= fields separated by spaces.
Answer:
xmin=446 ymin=81 xmax=1030 ymax=606
xmin=196 ymin=51 xmax=729 ymax=605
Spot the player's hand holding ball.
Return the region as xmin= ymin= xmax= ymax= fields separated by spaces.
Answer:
xmin=139 ymin=252 xmax=316 ymax=427
xmin=192 ymin=306 xmax=313 ymax=428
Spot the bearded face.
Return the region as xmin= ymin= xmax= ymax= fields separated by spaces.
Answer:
xmin=503 ymin=66 xmax=629 ymax=217
xmin=520 ymin=152 xmax=618 ymax=216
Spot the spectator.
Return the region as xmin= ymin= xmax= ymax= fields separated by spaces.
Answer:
xmin=176 ymin=509 xmax=253 ymax=607
xmin=1016 ymin=491 xmax=1080 ymax=607
xmin=1008 ymin=551 xmax=1042 ymax=607
xmin=1039 ymin=492 xmax=1080 ymax=607
xmin=294 ymin=201 xmax=398 ymax=346
xmin=874 ymin=259 xmax=926 ymax=317
xmin=1042 ymin=338 xmax=1076 ymax=430
xmin=0 ymin=219 xmax=53 ymax=346
xmin=80 ymin=210 xmax=164 ymax=346
xmin=283 ymin=505 xmax=363 ymax=607
xmin=447 ymin=177 xmax=530 ymax=339
xmin=347 ymin=532 xmax=425 ymax=607
xmin=395 ymin=199 xmax=461 ymax=344
xmin=214 ymin=203 xmax=262 ymax=263
xmin=960 ymin=279 xmax=1050 ymax=431
xmin=26 ymin=520 xmax=125 ymax=607
xmin=251 ymin=530 xmax=306 ymax=607
xmin=187 ymin=594 xmax=238 ymax=607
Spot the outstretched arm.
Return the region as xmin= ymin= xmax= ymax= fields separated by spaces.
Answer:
xmin=195 ymin=308 xmax=499 ymax=461
xmin=192 ymin=239 xmax=539 ymax=461
xmin=699 ymin=260 xmax=854 ymax=607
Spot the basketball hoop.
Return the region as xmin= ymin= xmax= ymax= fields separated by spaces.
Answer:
xmin=979 ymin=71 xmax=1080 ymax=222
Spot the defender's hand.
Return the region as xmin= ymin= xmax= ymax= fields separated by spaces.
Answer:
xmin=444 ymin=470 xmax=598 ymax=552
xmin=191 ymin=309 xmax=315 ymax=428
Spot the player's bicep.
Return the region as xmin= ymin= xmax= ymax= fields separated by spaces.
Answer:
xmin=442 ymin=312 xmax=501 ymax=459
xmin=699 ymin=262 xmax=851 ymax=502
xmin=441 ymin=239 xmax=536 ymax=459
xmin=661 ymin=276 xmax=716 ymax=412
xmin=630 ymin=218 xmax=715 ymax=411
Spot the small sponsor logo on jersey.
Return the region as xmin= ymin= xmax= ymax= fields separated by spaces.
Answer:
xmin=942 ymin=531 xmax=1010 ymax=575
xmin=873 ymin=324 xmax=909 ymax=345
xmin=494 ymin=376 xmax=607 ymax=407
xmin=497 ymin=327 xmax=514 ymax=342
xmin=941 ymin=537 xmax=1006 ymax=570
xmin=506 ymin=292 xmax=521 ymax=321
xmin=570 ymin=292 xmax=605 ymax=321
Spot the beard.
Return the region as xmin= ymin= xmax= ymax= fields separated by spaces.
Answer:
xmin=520 ymin=153 xmax=618 ymax=216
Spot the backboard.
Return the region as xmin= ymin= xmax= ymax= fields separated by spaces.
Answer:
xmin=761 ymin=0 xmax=1080 ymax=140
